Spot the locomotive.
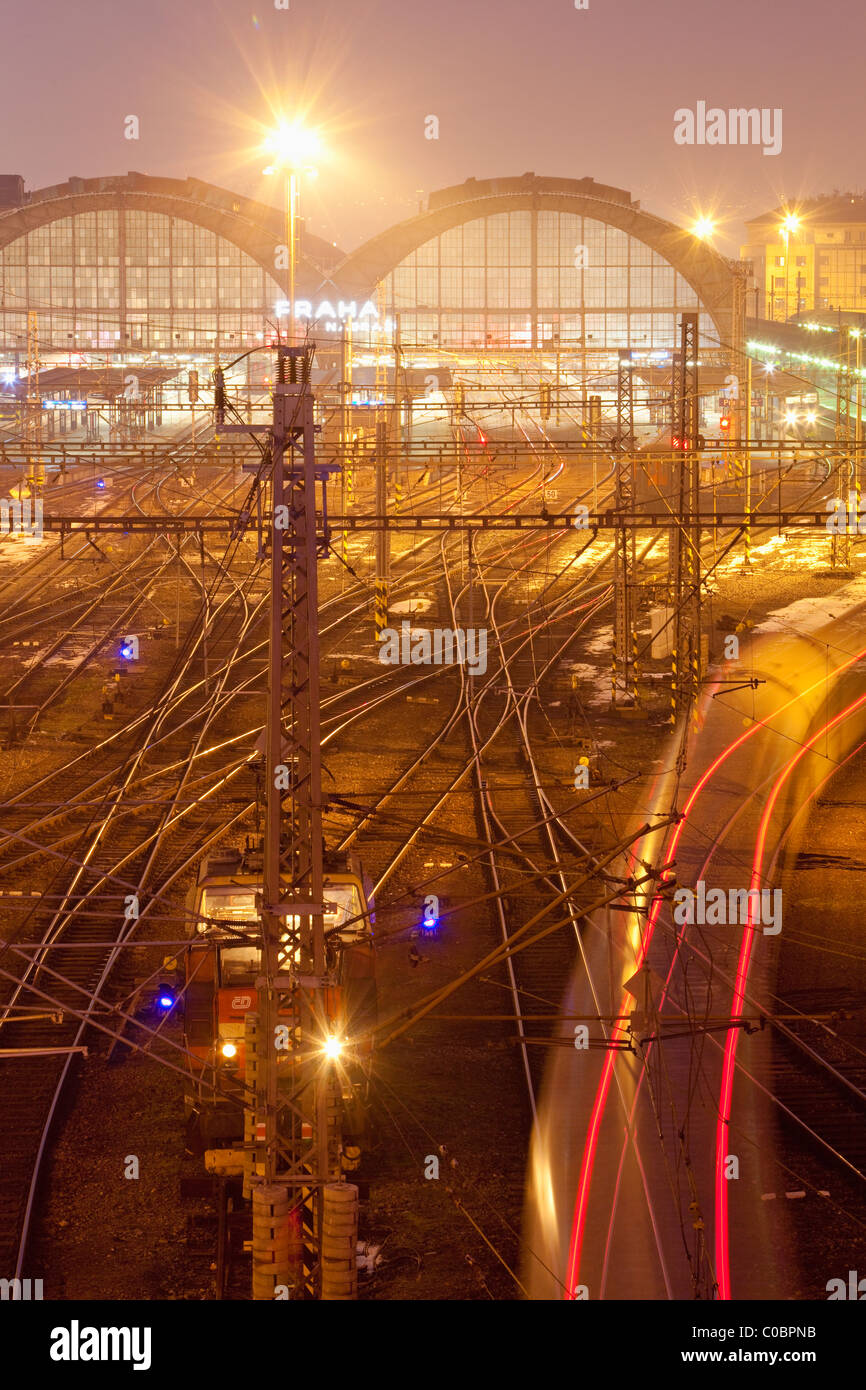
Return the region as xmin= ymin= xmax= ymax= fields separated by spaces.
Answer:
xmin=181 ymin=842 xmax=376 ymax=1161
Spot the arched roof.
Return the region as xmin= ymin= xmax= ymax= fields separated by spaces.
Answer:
xmin=0 ymin=170 xmax=739 ymax=342
xmin=0 ymin=171 xmax=343 ymax=285
xmin=335 ymin=173 xmax=737 ymax=342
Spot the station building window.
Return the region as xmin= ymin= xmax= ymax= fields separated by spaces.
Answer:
xmin=0 ymin=208 xmax=283 ymax=352
xmin=380 ymin=208 xmax=715 ymax=351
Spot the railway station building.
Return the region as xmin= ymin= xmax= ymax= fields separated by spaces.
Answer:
xmin=0 ymin=171 xmax=739 ymax=366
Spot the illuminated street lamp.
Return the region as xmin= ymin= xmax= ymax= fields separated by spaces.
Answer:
xmin=263 ymin=122 xmax=321 ymax=346
xmin=691 ymin=216 xmax=716 ymax=241
xmin=264 ymin=121 xmax=319 ymax=171
xmin=779 ymin=211 xmax=802 ymax=323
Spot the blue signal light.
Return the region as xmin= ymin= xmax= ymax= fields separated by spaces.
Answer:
xmin=419 ymin=894 xmax=439 ymax=937
xmin=96 ymin=478 xmax=105 ymax=489
xmin=157 ymin=988 xmax=175 ymax=1010
xmin=121 ymin=644 xmax=134 ymax=660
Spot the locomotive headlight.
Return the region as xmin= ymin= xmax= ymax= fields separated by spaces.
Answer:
xmin=322 ymin=1035 xmax=343 ymax=1061
xmin=221 ymin=1042 xmax=237 ymax=1059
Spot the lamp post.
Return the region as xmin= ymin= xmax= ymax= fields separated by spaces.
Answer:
xmin=691 ymin=216 xmax=716 ymax=242
xmin=287 ymin=168 xmax=296 ymax=344
xmin=263 ymin=123 xmax=320 ymax=346
xmin=780 ymin=213 xmax=800 ymax=323
xmin=848 ymin=328 xmax=863 ymax=503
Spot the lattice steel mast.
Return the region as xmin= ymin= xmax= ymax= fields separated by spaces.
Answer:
xmin=670 ymin=313 xmax=702 ymax=716
xmin=612 ymin=349 xmax=637 ymax=703
xmin=219 ymin=344 xmax=347 ymax=1299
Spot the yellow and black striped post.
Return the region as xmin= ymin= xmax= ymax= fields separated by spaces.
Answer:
xmin=374 ymin=578 xmax=388 ymax=641
xmin=611 ymin=650 xmax=617 ymax=704
xmin=670 ymin=650 xmax=678 ymax=725
xmin=630 ymin=627 xmax=639 ymax=703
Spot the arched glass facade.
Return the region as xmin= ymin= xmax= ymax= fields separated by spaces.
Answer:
xmin=382 ymin=210 xmax=717 ymax=350
xmin=0 ymin=199 xmax=722 ymax=358
xmin=0 ymin=210 xmax=283 ymax=353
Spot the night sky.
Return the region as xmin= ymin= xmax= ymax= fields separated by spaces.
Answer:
xmin=3 ymin=0 xmax=863 ymax=253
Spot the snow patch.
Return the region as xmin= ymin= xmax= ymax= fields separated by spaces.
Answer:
xmin=754 ymin=575 xmax=866 ymax=637
xmin=390 ymin=598 xmax=433 ymax=615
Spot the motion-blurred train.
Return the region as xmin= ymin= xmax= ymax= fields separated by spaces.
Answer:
xmin=181 ymin=842 xmax=376 ymax=1154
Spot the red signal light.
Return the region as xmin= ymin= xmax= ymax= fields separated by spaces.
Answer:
xmin=720 ymin=417 xmax=730 ymax=431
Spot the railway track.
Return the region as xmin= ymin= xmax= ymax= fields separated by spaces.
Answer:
xmin=0 ymin=384 xmax=853 ymax=1300
xmin=0 ymin=426 xmax=270 ymax=1276
xmin=0 ymin=435 xmax=558 ymax=1280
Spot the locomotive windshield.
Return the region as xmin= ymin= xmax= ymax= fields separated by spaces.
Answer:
xmin=196 ymin=878 xmax=366 ymax=984
xmin=321 ymin=883 xmax=364 ymax=934
xmin=198 ymin=882 xmax=363 ymax=932
xmin=200 ymin=887 xmax=257 ymax=924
